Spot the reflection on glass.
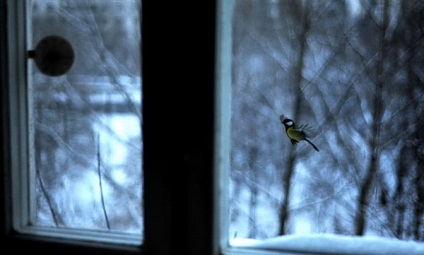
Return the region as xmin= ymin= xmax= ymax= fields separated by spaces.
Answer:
xmin=30 ymin=0 xmax=142 ymax=236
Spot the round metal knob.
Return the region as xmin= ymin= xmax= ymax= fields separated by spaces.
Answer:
xmin=29 ymin=35 xmax=75 ymax=77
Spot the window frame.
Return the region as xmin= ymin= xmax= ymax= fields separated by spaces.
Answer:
xmin=3 ymin=0 xmax=418 ymax=253
xmin=218 ymin=1 xmax=424 ymax=255
xmin=1 ymin=0 xmax=219 ymax=255
xmin=2 ymin=0 xmax=144 ymax=253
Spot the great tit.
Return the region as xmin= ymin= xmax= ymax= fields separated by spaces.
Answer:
xmin=280 ymin=116 xmax=319 ymax=152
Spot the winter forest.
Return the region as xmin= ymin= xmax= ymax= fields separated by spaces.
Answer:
xmin=28 ymin=0 xmax=424 ymax=248
xmin=31 ymin=0 xmax=142 ymax=235
xmin=230 ymin=0 xmax=424 ymax=243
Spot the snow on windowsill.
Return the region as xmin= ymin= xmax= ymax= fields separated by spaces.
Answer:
xmin=231 ymin=234 xmax=424 ymax=255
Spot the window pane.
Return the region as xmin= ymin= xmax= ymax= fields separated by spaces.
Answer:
xmin=30 ymin=0 xmax=142 ymax=237
xmin=230 ymin=0 xmax=424 ymax=252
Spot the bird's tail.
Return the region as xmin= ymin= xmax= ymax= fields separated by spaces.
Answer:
xmin=304 ymin=138 xmax=319 ymax=152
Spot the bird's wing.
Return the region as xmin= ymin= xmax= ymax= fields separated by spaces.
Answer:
xmin=296 ymin=123 xmax=311 ymax=130
xmin=295 ymin=123 xmax=318 ymax=138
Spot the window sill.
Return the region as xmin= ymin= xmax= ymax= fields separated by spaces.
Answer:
xmin=5 ymin=231 xmax=143 ymax=255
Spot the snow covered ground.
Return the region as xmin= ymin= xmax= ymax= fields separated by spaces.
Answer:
xmin=231 ymin=234 xmax=424 ymax=254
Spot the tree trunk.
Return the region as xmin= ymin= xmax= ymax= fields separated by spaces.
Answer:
xmin=354 ymin=0 xmax=388 ymax=236
xmin=278 ymin=4 xmax=310 ymax=235
xmin=248 ymin=146 xmax=259 ymax=238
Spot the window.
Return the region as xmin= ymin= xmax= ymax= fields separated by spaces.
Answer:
xmin=3 ymin=0 xmax=424 ymax=254
xmin=29 ymin=0 xmax=142 ymax=238
xmin=223 ymin=0 xmax=424 ymax=254
xmin=2 ymin=0 xmax=217 ymax=254
xmin=8 ymin=0 xmax=142 ymax=244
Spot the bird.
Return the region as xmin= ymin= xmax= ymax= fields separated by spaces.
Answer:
xmin=280 ymin=116 xmax=319 ymax=152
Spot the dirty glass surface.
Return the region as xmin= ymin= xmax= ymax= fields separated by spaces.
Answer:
xmin=230 ymin=0 xmax=424 ymax=250
xmin=30 ymin=0 xmax=142 ymax=236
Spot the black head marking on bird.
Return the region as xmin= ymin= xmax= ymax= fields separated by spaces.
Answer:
xmin=281 ymin=118 xmax=294 ymax=130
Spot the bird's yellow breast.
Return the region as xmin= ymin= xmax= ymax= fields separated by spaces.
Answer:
xmin=287 ymin=127 xmax=305 ymax=142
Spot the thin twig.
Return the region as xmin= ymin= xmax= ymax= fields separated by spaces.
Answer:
xmin=36 ymin=168 xmax=61 ymax=226
xmin=97 ymin=134 xmax=110 ymax=229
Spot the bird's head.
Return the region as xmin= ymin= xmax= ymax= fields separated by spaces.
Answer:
xmin=281 ymin=118 xmax=295 ymax=130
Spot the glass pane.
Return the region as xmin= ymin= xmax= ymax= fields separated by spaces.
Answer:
xmin=30 ymin=0 xmax=142 ymax=237
xmin=230 ymin=0 xmax=424 ymax=252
